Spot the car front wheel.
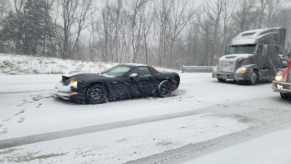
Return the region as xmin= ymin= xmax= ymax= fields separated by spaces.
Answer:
xmin=280 ymin=93 xmax=290 ymax=100
xmin=158 ymin=80 xmax=173 ymax=97
xmin=86 ymin=84 xmax=108 ymax=104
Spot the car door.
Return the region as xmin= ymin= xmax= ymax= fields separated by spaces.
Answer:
xmin=108 ymin=77 xmax=132 ymax=101
xmin=130 ymin=67 xmax=157 ymax=97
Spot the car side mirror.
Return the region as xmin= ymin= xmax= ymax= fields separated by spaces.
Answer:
xmin=129 ymin=73 xmax=139 ymax=79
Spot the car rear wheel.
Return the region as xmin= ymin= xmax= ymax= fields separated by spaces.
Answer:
xmin=280 ymin=93 xmax=290 ymax=100
xmin=217 ymin=78 xmax=226 ymax=83
xmin=158 ymin=80 xmax=172 ymax=97
xmin=86 ymin=84 xmax=108 ymax=104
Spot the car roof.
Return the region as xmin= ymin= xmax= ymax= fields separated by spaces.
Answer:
xmin=121 ymin=63 xmax=149 ymax=67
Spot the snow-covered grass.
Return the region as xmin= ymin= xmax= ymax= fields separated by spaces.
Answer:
xmin=0 ymin=53 xmax=178 ymax=75
xmin=0 ymin=114 xmax=248 ymax=164
xmin=0 ymin=53 xmax=114 ymax=75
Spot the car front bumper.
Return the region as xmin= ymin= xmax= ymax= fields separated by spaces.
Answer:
xmin=213 ymin=71 xmax=250 ymax=81
xmin=272 ymin=81 xmax=291 ymax=94
xmin=54 ymin=83 xmax=79 ymax=101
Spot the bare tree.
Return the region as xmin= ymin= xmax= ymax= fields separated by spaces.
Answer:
xmin=141 ymin=7 xmax=154 ymax=64
xmin=155 ymin=0 xmax=195 ymax=67
xmin=129 ymin=0 xmax=150 ymax=63
xmin=59 ymin=0 xmax=92 ymax=58
xmin=13 ymin=0 xmax=26 ymax=14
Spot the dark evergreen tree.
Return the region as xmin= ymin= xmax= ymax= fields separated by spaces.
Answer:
xmin=0 ymin=12 xmax=25 ymax=53
xmin=0 ymin=0 xmax=55 ymax=55
xmin=22 ymin=0 xmax=55 ymax=55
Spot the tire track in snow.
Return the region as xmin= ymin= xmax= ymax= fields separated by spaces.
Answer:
xmin=0 ymin=89 xmax=52 ymax=95
xmin=0 ymin=109 xmax=205 ymax=150
xmin=126 ymin=98 xmax=291 ymax=164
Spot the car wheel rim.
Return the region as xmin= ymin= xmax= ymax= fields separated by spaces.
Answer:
xmin=159 ymin=81 xmax=171 ymax=96
xmin=87 ymin=87 xmax=104 ymax=102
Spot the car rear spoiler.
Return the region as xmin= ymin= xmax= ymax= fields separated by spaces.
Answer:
xmin=62 ymin=75 xmax=70 ymax=82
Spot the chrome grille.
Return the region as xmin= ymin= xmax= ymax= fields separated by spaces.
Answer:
xmin=218 ymin=60 xmax=236 ymax=73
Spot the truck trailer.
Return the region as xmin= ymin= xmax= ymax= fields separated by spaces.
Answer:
xmin=213 ymin=27 xmax=287 ymax=85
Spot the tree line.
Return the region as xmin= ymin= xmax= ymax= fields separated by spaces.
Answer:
xmin=0 ymin=0 xmax=290 ymax=68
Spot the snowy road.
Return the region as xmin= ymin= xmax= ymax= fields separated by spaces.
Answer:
xmin=0 ymin=73 xmax=290 ymax=164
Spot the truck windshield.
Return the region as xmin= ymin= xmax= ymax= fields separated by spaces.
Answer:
xmin=226 ymin=45 xmax=256 ymax=55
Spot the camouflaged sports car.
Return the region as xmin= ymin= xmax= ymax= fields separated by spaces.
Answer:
xmin=55 ymin=64 xmax=180 ymax=104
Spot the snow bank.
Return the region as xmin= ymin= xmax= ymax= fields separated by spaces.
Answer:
xmin=0 ymin=53 xmax=179 ymax=75
xmin=0 ymin=53 xmax=114 ymax=75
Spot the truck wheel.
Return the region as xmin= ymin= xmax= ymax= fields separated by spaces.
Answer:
xmin=280 ymin=93 xmax=290 ymax=100
xmin=249 ymin=72 xmax=258 ymax=85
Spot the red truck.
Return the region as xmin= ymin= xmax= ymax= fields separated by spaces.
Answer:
xmin=273 ymin=59 xmax=291 ymax=99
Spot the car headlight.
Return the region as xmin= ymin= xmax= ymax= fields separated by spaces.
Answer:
xmin=275 ymin=71 xmax=285 ymax=82
xmin=70 ymin=80 xmax=78 ymax=89
xmin=237 ymin=67 xmax=247 ymax=74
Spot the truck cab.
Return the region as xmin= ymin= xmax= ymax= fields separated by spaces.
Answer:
xmin=213 ymin=27 xmax=287 ymax=85
xmin=273 ymin=58 xmax=291 ymax=99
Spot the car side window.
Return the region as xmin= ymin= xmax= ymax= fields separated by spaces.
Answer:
xmin=135 ymin=67 xmax=152 ymax=77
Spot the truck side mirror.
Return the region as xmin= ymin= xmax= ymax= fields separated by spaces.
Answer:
xmin=282 ymin=60 xmax=288 ymax=67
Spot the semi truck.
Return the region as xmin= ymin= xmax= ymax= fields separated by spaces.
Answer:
xmin=213 ymin=27 xmax=287 ymax=85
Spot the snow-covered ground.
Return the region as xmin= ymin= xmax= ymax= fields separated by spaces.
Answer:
xmin=0 ymin=54 xmax=290 ymax=164
xmin=0 ymin=114 xmax=248 ymax=164
xmin=0 ymin=73 xmax=273 ymax=140
xmin=0 ymin=73 xmax=285 ymax=164
xmin=184 ymin=128 xmax=291 ymax=164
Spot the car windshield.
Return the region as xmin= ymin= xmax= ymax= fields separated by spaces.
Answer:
xmin=102 ymin=65 xmax=131 ymax=77
xmin=226 ymin=45 xmax=256 ymax=55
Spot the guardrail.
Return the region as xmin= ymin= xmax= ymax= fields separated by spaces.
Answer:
xmin=181 ymin=66 xmax=215 ymax=73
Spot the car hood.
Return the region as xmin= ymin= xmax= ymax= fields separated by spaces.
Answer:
xmin=63 ymin=73 xmax=110 ymax=83
xmin=220 ymin=54 xmax=254 ymax=61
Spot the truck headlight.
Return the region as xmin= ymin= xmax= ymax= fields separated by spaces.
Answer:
xmin=275 ymin=71 xmax=285 ymax=82
xmin=70 ymin=80 xmax=78 ymax=89
xmin=213 ymin=66 xmax=217 ymax=72
xmin=237 ymin=67 xmax=247 ymax=74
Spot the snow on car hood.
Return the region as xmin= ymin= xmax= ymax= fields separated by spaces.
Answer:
xmin=64 ymin=73 xmax=110 ymax=83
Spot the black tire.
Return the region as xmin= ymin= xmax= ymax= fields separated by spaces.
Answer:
xmin=249 ymin=71 xmax=258 ymax=85
xmin=158 ymin=80 xmax=172 ymax=97
xmin=280 ymin=93 xmax=290 ymax=100
xmin=86 ymin=84 xmax=108 ymax=104
xmin=217 ymin=78 xmax=226 ymax=83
